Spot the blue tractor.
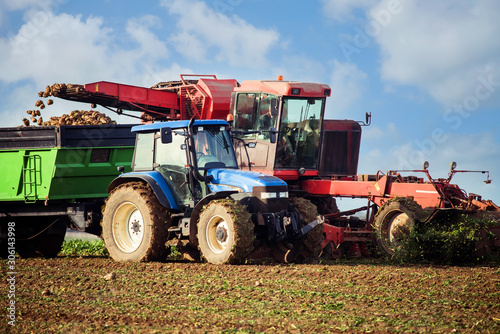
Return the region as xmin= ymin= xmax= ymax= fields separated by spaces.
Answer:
xmin=102 ymin=119 xmax=322 ymax=264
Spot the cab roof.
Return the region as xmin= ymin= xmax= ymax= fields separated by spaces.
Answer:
xmin=132 ymin=119 xmax=228 ymax=133
xmin=235 ymin=80 xmax=331 ymax=97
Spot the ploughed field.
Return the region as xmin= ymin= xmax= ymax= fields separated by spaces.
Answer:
xmin=1 ymin=257 xmax=499 ymax=333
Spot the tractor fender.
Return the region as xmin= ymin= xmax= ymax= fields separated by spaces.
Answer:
xmin=107 ymin=172 xmax=179 ymax=211
xmin=189 ymin=190 xmax=238 ymax=247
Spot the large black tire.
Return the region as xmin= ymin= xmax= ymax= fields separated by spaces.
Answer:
xmin=373 ymin=198 xmax=422 ymax=257
xmin=15 ymin=217 xmax=67 ymax=258
xmin=102 ymin=182 xmax=170 ymax=262
xmin=197 ymin=199 xmax=254 ymax=264
xmin=290 ymin=197 xmax=323 ymax=262
xmin=36 ymin=218 xmax=67 ymax=258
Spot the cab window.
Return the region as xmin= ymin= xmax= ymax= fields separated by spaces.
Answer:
xmin=234 ymin=93 xmax=278 ymax=141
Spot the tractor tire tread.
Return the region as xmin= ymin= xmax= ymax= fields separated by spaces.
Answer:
xmin=290 ymin=197 xmax=323 ymax=262
xmin=197 ymin=199 xmax=254 ymax=264
xmin=102 ymin=181 xmax=169 ymax=262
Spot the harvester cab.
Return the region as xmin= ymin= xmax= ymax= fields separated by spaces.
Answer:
xmin=103 ymin=119 xmax=322 ymax=264
xmin=230 ymin=79 xmax=333 ymax=183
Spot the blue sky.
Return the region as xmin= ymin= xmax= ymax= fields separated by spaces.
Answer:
xmin=1 ymin=0 xmax=499 ymax=208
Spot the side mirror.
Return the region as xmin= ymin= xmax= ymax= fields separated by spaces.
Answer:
xmin=161 ymin=127 xmax=172 ymax=144
xmin=269 ymin=127 xmax=277 ymax=144
xmin=358 ymin=112 xmax=372 ymax=127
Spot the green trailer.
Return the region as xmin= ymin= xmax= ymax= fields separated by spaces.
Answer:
xmin=0 ymin=124 xmax=137 ymax=257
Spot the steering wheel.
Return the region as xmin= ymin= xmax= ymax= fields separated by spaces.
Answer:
xmin=196 ymin=152 xmax=205 ymax=159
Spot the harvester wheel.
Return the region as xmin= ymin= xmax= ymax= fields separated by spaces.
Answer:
xmin=290 ymin=197 xmax=323 ymax=263
xmin=374 ymin=197 xmax=422 ymax=257
xmin=197 ymin=199 xmax=254 ymax=264
xmin=102 ymin=182 xmax=169 ymax=262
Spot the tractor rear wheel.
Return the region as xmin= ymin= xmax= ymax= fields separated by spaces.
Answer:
xmin=290 ymin=197 xmax=323 ymax=263
xmin=374 ymin=198 xmax=421 ymax=257
xmin=102 ymin=182 xmax=169 ymax=262
xmin=197 ymin=199 xmax=254 ymax=264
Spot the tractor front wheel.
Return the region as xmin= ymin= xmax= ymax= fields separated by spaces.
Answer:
xmin=374 ymin=198 xmax=421 ymax=257
xmin=102 ymin=182 xmax=169 ymax=262
xmin=197 ymin=199 xmax=254 ymax=264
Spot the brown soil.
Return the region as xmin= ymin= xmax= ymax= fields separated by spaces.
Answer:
xmin=1 ymin=257 xmax=499 ymax=333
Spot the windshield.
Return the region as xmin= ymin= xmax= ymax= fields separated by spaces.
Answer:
xmin=233 ymin=93 xmax=278 ymax=141
xmin=276 ymin=97 xmax=324 ymax=169
xmin=193 ymin=125 xmax=238 ymax=169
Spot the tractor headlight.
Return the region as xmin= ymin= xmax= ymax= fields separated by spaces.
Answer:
xmin=261 ymin=191 xmax=288 ymax=199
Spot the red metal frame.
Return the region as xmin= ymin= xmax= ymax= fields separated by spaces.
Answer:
xmin=301 ymin=175 xmax=442 ymax=208
xmin=84 ymin=81 xmax=179 ymax=110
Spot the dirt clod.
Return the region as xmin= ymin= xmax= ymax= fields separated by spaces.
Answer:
xmin=103 ymin=272 xmax=117 ymax=281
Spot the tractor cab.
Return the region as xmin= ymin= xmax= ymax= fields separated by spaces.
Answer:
xmin=231 ymin=79 xmax=331 ymax=181
xmin=130 ymin=119 xmax=239 ymax=208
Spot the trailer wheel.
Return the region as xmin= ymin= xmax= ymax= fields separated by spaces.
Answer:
xmin=14 ymin=217 xmax=67 ymax=258
xmin=197 ymin=199 xmax=254 ymax=264
xmin=36 ymin=218 xmax=67 ymax=258
xmin=102 ymin=182 xmax=169 ymax=262
xmin=290 ymin=197 xmax=323 ymax=262
xmin=374 ymin=198 xmax=421 ymax=257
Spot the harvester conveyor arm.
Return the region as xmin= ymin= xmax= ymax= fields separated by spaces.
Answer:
xmin=51 ymin=81 xmax=180 ymax=116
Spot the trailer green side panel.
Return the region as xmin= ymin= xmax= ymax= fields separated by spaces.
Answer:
xmin=0 ymin=124 xmax=137 ymax=203
xmin=0 ymin=149 xmax=57 ymax=202
xmin=48 ymin=146 xmax=134 ymax=199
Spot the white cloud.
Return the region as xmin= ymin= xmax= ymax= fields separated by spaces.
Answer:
xmin=0 ymin=12 xmax=116 ymax=85
xmin=362 ymin=122 xmax=397 ymax=140
xmin=161 ymin=0 xmax=280 ymax=68
xmin=321 ymin=0 xmax=373 ymax=22
xmin=125 ymin=15 xmax=170 ymax=62
xmin=0 ymin=7 xmax=186 ymax=127
xmin=327 ymin=60 xmax=367 ymax=117
xmin=371 ymin=0 xmax=500 ymax=107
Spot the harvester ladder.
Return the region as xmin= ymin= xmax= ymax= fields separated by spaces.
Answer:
xmin=23 ymin=154 xmax=41 ymax=203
